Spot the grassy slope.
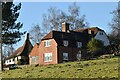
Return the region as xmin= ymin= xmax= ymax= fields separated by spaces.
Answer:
xmin=1 ymin=57 xmax=119 ymax=78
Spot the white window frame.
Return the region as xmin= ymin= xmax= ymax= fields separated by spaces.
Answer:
xmin=44 ymin=53 xmax=52 ymax=62
xmin=63 ymin=40 xmax=68 ymax=47
xmin=76 ymin=53 xmax=81 ymax=59
xmin=44 ymin=40 xmax=51 ymax=47
xmin=63 ymin=53 xmax=68 ymax=60
xmin=77 ymin=42 xmax=82 ymax=48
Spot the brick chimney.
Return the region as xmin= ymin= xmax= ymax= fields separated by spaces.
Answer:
xmin=62 ymin=22 xmax=69 ymax=32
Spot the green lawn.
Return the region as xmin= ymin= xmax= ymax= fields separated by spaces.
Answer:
xmin=1 ymin=57 xmax=119 ymax=78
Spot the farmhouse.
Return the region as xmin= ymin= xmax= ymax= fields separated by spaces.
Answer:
xmin=30 ymin=22 xmax=110 ymax=65
xmin=5 ymin=33 xmax=33 ymax=65
xmin=5 ymin=22 xmax=110 ymax=66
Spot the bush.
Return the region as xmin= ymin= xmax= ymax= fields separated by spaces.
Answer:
xmin=87 ymin=38 xmax=104 ymax=58
xmin=87 ymin=38 xmax=104 ymax=52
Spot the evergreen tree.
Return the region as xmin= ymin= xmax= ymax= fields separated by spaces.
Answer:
xmin=2 ymin=2 xmax=25 ymax=44
xmin=0 ymin=2 xmax=25 ymax=71
xmin=87 ymin=38 xmax=104 ymax=52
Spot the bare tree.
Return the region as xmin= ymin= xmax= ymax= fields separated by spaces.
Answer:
xmin=42 ymin=7 xmax=62 ymax=32
xmin=68 ymin=2 xmax=88 ymax=29
xmin=108 ymin=2 xmax=120 ymax=55
xmin=29 ymin=24 xmax=42 ymax=45
xmin=42 ymin=2 xmax=88 ymax=33
xmin=109 ymin=7 xmax=120 ymax=44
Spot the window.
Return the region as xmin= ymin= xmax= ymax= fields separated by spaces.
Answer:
xmin=9 ymin=59 xmax=11 ymax=62
xmin=44 ymin=53 xmax=52 ymax=62
xmin=44 ymin=40 xmax=51 ymax=47
xmin=63 ymin=53 xmax=68 ymax=60
xmin=32 ymin=57 xmax=35 ymax=62
xmin=13 ymin=58 xmax=14 ymax=61
xmin=76 ymin=54 xmax=82 ymax=60
xmin=77 ymin=42 xmax=82 ymax=48
xmin=63 ymin=40 xmax=68 ymax=47
xmin=99 ymin=32 xmax=103 ymax=35
xmin=88 ymin=30 xmax=91 ymax=34
xmin=31 ymin=56 xmax=39 ymax=63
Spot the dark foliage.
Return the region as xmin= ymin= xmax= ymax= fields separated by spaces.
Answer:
xmin=2 ymin=2 xmax=25 ymax=44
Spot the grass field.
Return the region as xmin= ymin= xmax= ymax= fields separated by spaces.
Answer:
xmin=1 ymin=57 xmax=119 ymax=78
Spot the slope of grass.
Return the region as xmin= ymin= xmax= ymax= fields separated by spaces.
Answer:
xmin=1 ymin=57 xmax=119 ymax=78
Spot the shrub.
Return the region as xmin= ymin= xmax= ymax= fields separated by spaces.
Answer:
xmin=87 ymin=38 xmax=104 ymax=57
xmin=87 ymin=38 xmax=104 ymax=52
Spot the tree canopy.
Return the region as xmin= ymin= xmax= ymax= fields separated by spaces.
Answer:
xmin=109 ymin=6 xmax=120 ymax=44
xmin=29 ymin=24 xmax=43 ymax=45
xmin=2 ymin=2 xmax=25 ymax=44
xmin=42 ymin=2 xmax=88 ymax=33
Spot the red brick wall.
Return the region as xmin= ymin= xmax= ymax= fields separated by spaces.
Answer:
xmin=38 ymin=39 xmax=58 ymax=65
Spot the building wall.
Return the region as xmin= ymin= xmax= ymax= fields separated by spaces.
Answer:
xmin=57 ymin=46 xmax=82 ymax=63
xmin=29 ymin=44 xmax=39 ymax=65
xmin=95 ymin=31 xmax=110 ymax=46
xmin=5 ymin=58 xmax=15 ymax=65
xmin=38 ymin=39 xmax=58 ymax=65
xmin=29 ymin=56 xmax=39 ymax=65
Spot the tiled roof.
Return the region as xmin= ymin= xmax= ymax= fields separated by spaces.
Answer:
xmin=41 ymin=27 xmax=104 ymax=48
xmin=5 ymin=33 xmax=33 ymax=60
xmin=29 ymin=43 xmax=39 ymax=57
xmin=42 ymin=30 xmax=89 ymax=48
xmin=5 ymin=41 xmax=26 ymax=60
xmin=74 ymin=27 xmax=103 ymax=35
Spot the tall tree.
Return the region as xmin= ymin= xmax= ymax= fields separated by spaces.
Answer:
xmin=68 ymin=2 xmax=88 ymax=29
xmin=2 ymin=2 xmax=25 ymax=45
xmin=42 ymin=7 xmax=62 ymax=32
xmin=0 ymin=2 xmax=25 ymax=71
xmin=42 ymin=2 xmax=88 ymax=33
xmin=109 ymin=7 xmax=120 ymax=44
xmin=29 ymin=24 xmax=42 ymax=45
xmin=0 ymin=1 xmax=2 ymax=71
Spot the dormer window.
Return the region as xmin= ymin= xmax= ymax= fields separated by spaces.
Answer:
xmin=88 ymin=30 xmax=92 ymax=34
xmin=88 ymin=30 xmax=94 ymax=34
xmin=77 ymin=42 xmax=82 ymax=48
xmin=63 ymin=40 xmax=68 ymax=47
xmin=44 ymin=40 xmax=51 ymax=47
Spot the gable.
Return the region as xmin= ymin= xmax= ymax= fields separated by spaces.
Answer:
xmin=94 ymin=31 xmax=110 ymax=46
xmin=5 ymin=34 xmax=33 ymax=60
xmin=29 ymin=43 xmax=39 ymax=57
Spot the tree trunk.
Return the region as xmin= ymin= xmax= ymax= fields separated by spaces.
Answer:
xmin=0 ymin=1 xmax=3 ymax=71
